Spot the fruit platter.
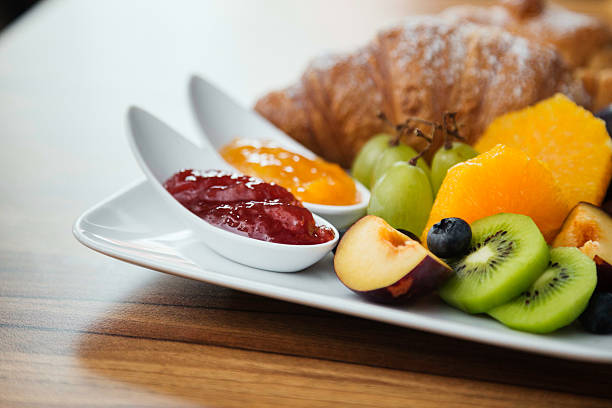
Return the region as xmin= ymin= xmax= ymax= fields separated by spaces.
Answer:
xmin=75 ymin=0 xmax=612 ymax=362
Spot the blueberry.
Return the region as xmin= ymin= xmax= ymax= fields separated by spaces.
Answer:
xmin=427 ymin=217 xmax=471 ymax=258
xmin=580 ymin=292 xmax=612 ymax=334
xmin=396 ymin=228 xmax=421 ymax=243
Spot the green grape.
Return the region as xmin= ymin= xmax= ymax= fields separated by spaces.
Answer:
xmin=371 ymin=144 xmax=431 ymax=189
xmin=367 ymin=161 xmax=433 ymax=237
xmin=431 ymin=142 xmax=478 ymax=195
xmin=351 ymin=134 xmax=391 ymax=188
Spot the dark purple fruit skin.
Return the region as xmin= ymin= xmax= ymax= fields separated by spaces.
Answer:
xmin=397 ymin=228 xmax=421 ymax=243
xmin=595 ymin=261 xmax=612 ymax=292
xmin=602 ymin=201 xmax=612 ymax=217
xmin=427 ymin=218 xmax=472 ymax=259
xmin=580 ymin=292 xmax=612 ymax=334
xmin=603 ymin=188 xmax=612 ymax=208
xmin=350 ymin=255 xmax=452 ymax=304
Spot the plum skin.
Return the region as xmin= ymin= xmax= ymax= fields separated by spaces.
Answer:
xmin=552 ymin=202 xmax=612 ymax=292
xmin=346 ymin=255 xmax=453 ymax=304
xmin=594 ymin=259 xmax=612 ymax=292
xmin=334 ymin=215 xmax=453 ymax=304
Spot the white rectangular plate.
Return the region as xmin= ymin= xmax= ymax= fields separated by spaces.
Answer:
xmin=74 ymin=181 xmax=612 ymax=363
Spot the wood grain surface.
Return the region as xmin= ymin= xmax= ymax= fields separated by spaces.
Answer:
xmin=2 ymin=1 xmax=612 ymax=407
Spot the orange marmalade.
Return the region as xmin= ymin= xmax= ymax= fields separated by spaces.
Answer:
xmin=219 ymin=139 xmax=360 ymax=206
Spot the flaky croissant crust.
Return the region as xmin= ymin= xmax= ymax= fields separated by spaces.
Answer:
xmin=442 ymin=0 xmax=612 ymax=111
xmin=255 ymin=16 xmax=588 ymax=168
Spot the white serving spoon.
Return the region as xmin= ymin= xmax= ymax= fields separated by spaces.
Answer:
xmin=188 ymin=75 xmax=369 ymax=230
xmin=127 ymin=106 xmax=338 ymax=272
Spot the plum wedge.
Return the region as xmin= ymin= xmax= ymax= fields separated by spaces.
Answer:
xmin=553 ymin=202 xmax=612 ymax=291
xmin=334 ymin=215 xmax=453 ymax=303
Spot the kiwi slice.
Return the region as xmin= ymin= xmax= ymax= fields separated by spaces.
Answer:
xmin=488 ymin=247 xmax=597 ymax=333
xmin=439 ymin=213 xmax=549 ymax=314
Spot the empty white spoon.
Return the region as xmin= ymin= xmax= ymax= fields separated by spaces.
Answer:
xmin=127 ymin=106 xmax=338 ymax=272
xmin=188 ymin=75 xmax=369 ymax=230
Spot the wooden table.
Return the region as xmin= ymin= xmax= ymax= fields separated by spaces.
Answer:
xmin=1 ymin=1 xmax=611 ymax=406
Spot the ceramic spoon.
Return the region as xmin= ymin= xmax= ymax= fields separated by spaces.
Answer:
xmin=188 ymin=75 xmax=369 ymax=230
xmin=127 ymin=106 xmax=338 ymax=272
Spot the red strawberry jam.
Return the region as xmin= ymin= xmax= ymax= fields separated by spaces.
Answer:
xmin=164 ymin=169 xmax=334 ymax=245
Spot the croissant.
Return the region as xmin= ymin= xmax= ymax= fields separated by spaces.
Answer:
xmin=254 ymin=16 xmax=588 ymax=168
xmin=441 ymin=0 xmax=612 ymax=111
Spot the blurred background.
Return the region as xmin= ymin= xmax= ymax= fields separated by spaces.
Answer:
xmin=2 ymin=0 xmax=612 ymax=33
xmin=2 ymin=0 xmax=610 ymax=32
xmin=0 ymin=0 xmax=37 ymax=30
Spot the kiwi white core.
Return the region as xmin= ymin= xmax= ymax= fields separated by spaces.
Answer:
xmin=532 ymin=268 xmax=558 ymax=290
xmin=465 ymin=245 xmax=495 ymax=266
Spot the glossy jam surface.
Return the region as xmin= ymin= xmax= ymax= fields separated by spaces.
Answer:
xmin=164 ymin=169 xmax=334 ymax=245
xmin=219 ymin=140 xmax=360 ymax=206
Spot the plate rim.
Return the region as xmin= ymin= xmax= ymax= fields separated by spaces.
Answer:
xmin=73 ymin=180 xmax=612 ymax=364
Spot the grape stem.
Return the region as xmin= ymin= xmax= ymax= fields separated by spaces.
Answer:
xmin=442 ymin=112 xmax=466 ymax=150
xmin=409 ymin=128 xmax=434 ymax=166
xmin=377 ymin=112 xmax=443 ymax=147
xmin=377 ymin=111 xmax=466 ymax=154
xmin=403 ymin=118 xmax=443 ymax=132
xmin=377 ymin=112 xmax=402 ymax=146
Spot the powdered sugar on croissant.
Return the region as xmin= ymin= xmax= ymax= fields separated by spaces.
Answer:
xmin=441 ymin=0 xmax=612 ymax=111
xmin=441 ymin=0 xmax=612 ymax=69
xmin=255 ymin=16 xmax=588 ymax=168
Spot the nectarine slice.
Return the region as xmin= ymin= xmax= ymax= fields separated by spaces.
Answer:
xmin=553 ymin=202 xmax=612 ymax=291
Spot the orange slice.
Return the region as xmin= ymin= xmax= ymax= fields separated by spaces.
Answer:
xmin=475 ymin=94 xmax=612 ymax=207
xmin=422 ymin=145 xmax=570 ymax=243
